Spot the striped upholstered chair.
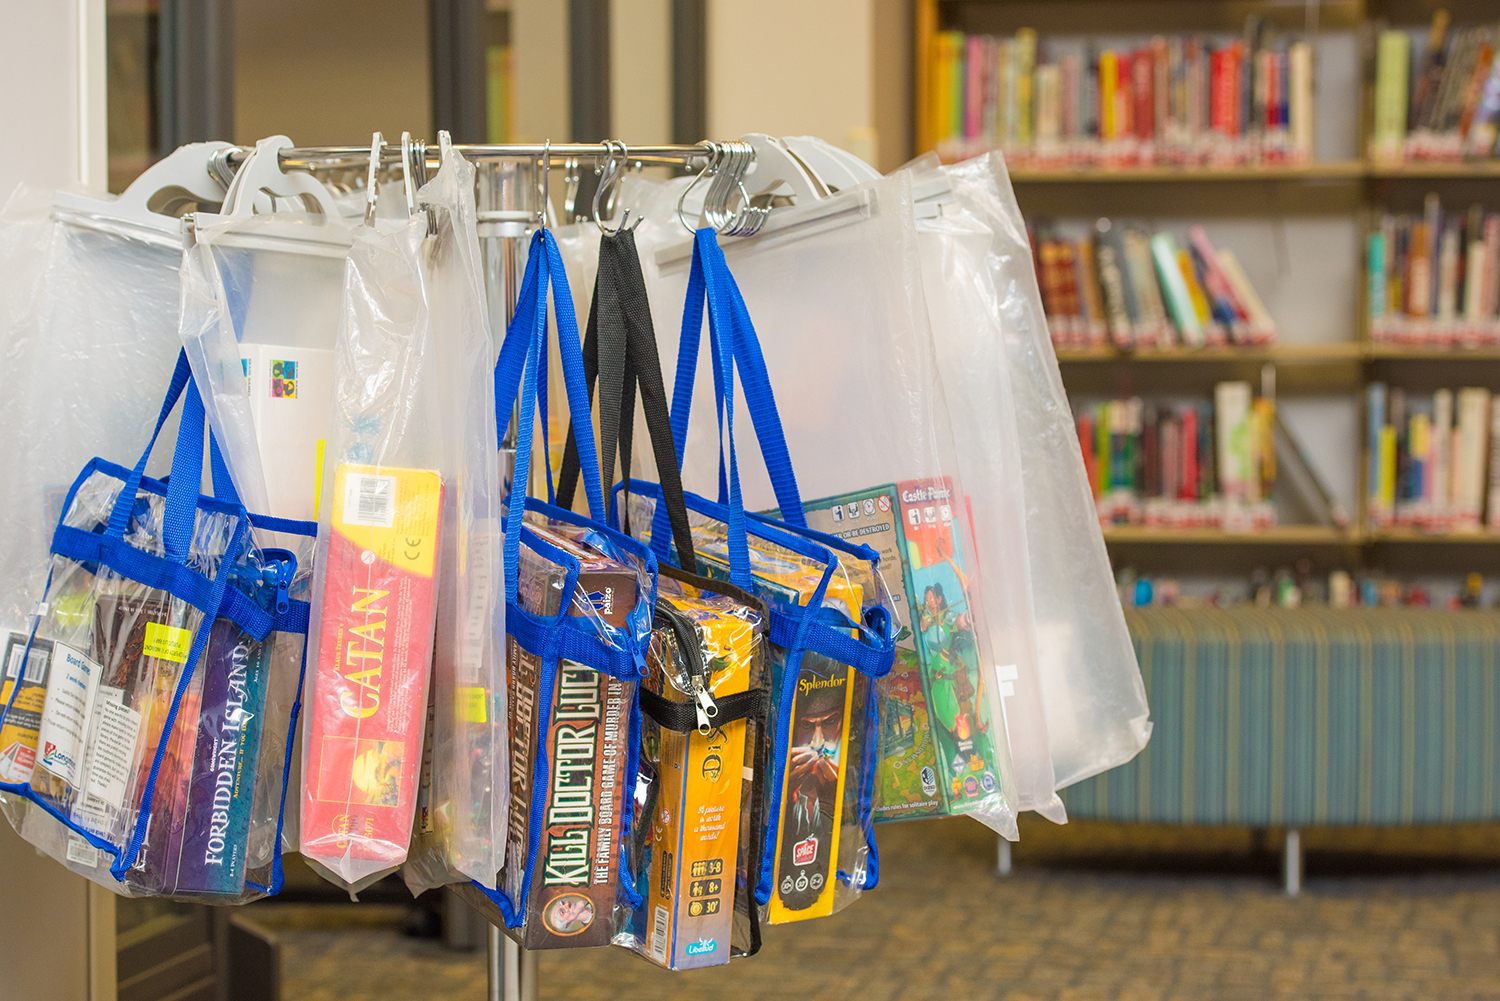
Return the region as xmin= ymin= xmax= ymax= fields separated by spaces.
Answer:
xmin=1058 ymin=606 xmax=1500 ymax=892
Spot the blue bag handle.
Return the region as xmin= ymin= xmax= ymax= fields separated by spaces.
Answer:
xmin=494 ymin=229 xmax=608 ymax=603
xmin=666 ymin=230 xmax=807 ymax=525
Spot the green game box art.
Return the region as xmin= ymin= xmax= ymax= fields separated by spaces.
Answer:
xmin=775 ymin=484 xmax=951 ymax=821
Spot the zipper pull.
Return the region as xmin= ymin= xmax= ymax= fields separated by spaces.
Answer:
xmin=691 ymin=675 xmax=718 ymax=734
xmin=266 ymin=561 xmax=291 ymax=615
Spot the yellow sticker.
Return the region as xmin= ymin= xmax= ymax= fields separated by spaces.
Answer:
xmin=458 ymin=686 xmax=487 ymax=724
xmin=142 ymin=622 xmax=193 ymax=664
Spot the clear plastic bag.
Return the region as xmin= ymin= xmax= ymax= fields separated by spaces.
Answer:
xmin=400 ymin=149 xmax=506 ymax=896
xmin=1 ymin=359 xmax=304 ymax=904
xmin=941 ymin=154 xmax=1151 ymax=790
xmin=0 ymin=188 xmax=187 ymax=646
xmin=617 ymin=181 xmax=1020 ymax=839
xmin=907 ymin=175 xmax=1060 ymax=818
xmin=300 ymin=211 xmax=444 ymax=893
xmin=614 ymin=546 xmax=772 ymax=968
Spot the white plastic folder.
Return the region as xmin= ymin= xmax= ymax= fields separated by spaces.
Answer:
xmin=939 ymin=153 xmax=1151 ymax=792
xmin=624 ymin=172 xmax=1022 ymax=839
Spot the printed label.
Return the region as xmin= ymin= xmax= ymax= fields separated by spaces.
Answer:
xmin=342 ymin=473 xmax=397 ymax=528
xmin=66 ymin=833 xmax=100 ymax=868
xmin=84 ymin=698 xmax=143 ymax=809
xmin=142 ymin=622 xmax=193 ymax=664
xmin=271 ymin=359 xmax=297 ymax=398
xmin=37 ymin=644 xmax=102 ymax=784
xmin=458 ymin=687 xmax=487 ymax=724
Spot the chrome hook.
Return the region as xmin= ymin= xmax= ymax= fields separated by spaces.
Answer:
xmin=595 ymin=140 xmax=640 ymax=235
xmin=676 ymin=141 xmax=721 ymax=234
xmin=363 ymin=131 xmax=384 ymax=226
xmin=562 ymin=157 xmax=582 ymax=223
xmin=536 ymin=140 xmax=551 ymax=229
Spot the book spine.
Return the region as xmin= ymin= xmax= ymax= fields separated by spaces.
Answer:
xmin=1182 ymin=405 xmax=1199 ymax=501
xmin=1017 ymin=28 xmax=1037 ymax=149
xmin=1216 ymin=248 xmax=1277 ymax=342
xmin=1439 ymin=223 xmax=1461 ymax=321
xmin=1368 ymin=383 xmax=1388 ymax=525
xmin=965 ymin=35 xmax=985 ymax=141
xmin=1374 ymin=31 xmax=1412 ymax=160
xmin=1095 ymin=222 xmax=1135 ymax=347
xmin=1434 ymin=388 xmax=1453 ymax=525
xmin=1151 ymin=232 xmax=1203 ymax=345
xmin=1457 ymin=388 xmax=1491 ymax=527
xmin=1100 ymin=50 xmax=1119 ymax=141
xmin=1369 ymin=230 xmax=1388 ymax=333
xmin=1465 ymin=52 xmax=1500 ymax=157
xmin=172 ymin=619 xmax=272 ymax=895
xmin=1488 ymin=395 xmax=1500 ymax=530
xmin=1290 ymin=41 xmax=1313 ymax=160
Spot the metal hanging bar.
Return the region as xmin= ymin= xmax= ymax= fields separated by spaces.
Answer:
xmin=224 ymin=141 xmax=721 ymax=172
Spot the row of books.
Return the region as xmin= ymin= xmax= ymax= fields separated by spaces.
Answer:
xmin=1370 ymin=16 xmax=1500 ymax=165
xmin=1366 ymin=383 xmax=1500 ymax=532
xmin=1118 ymin=566 xmax=1488 ymax=611
xmin=1034 ymin=221 xmax=1276 ymax=349
xmin=930 ymin=21 xmax=1315 ymax=168
xmin=1078 ymin=383 xmax=1283 ymax=530
xmin=1368 ymin=195 xmax=1500 ymax=345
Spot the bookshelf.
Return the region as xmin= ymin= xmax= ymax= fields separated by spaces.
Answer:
xmin=914 ymin=0 xmax=1500 ymax=576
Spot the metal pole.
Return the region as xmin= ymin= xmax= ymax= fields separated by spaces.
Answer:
xmin=1284 ymin=828 xmax=1302 ymax=897
xmin=479 ymin=154 xmax=532 ymax=1001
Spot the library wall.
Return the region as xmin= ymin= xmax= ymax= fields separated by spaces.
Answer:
xmin=233 ymin=0 xmax=432 ymax=145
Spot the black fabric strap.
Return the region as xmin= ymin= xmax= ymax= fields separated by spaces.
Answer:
xmin=558 ymin=230 xmax=697 ymax=573
xmin=638 ymin=685 xmax=770 ymax=733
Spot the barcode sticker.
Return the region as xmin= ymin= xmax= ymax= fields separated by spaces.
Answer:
xmin=343 ymin=473 xmax=397 ymax=528
xmin=3 ymin=634 xmax=49 ymax=684
xmin=66 ymin=834 xmax=99 ymax=868
xmin=651 ymin=906 xmax=670 ymax=963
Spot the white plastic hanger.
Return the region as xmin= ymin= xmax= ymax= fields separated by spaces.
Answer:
xmin=52 ymin=141 xmax=235 ymax=248
xmin=656 ymin=134 xmax=879 ymax=267
xmin=192 ymin=136 xmax=358 ymax=257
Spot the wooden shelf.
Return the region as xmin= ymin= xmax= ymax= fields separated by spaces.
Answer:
xmin=1368 ymin=530 xmax=1500 ymax=544
xmin=1056 ymin=344 xmax=1363 ymax=364
xmin=1365 ymin=345 xmax=1500 ymax=361
xmin=1102 ymin=526 xmax=1360 ymax=545
xmin=1366 ymin=161 xmax=1500 ymax=180
xmin=1005 ymin=161 xmax=1367 ymax=183
xmin=947 ymin=158 xmax=1500 ymax=184
xmin=1058 ymin=344 xmax=1500 ymax=365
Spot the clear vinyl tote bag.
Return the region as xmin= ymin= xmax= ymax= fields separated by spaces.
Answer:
xmin=454 ymin=228 xmax=657 ymax=952
xmin=554 ymin=228 xmax=775 ymax=968
xmin=0 ymin=352 xmax=308 ymax=903
xmin=629 ymin=229 xmax=899 ymax=926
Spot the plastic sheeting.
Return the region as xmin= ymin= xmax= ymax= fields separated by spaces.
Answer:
xmin=941 ymin=154 xmax=1151 ymax=790
xmin=0 ymin=188 xmax=186 ymax=640
xmin=617 ymin=174 xmax=1022 ymax=839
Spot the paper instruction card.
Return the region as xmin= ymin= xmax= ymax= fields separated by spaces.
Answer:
xmin=84 ymin=698 xmax=143 ymax=809
xmin=37 ymin=643 xmax=103 ymax=785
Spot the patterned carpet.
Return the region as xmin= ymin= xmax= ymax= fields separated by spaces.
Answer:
xmin=247 ymin=817 xmax=1500 ymax=1001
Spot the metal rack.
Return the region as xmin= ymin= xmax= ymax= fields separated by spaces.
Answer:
xmin=223 ymin=138 xmax=727 ymax=1001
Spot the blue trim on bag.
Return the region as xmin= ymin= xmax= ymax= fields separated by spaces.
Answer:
xmin=0 ymin=355 xmax=318 ymax=897
xmin=482 ymin=228 xmax=656 ymax=930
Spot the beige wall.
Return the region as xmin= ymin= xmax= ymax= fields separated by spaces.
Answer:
xmin=234 ymin=0 xmax=432 ymax=146
xmin=0 ymin=1 xmax=95 ymax=195
xmin=706 ymin=0 xmax=897 ymax=168
xmin=610 ymin=0 xmax=671 ymax=143
xmin=512 ymin=0 xmax=569 ymax=142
